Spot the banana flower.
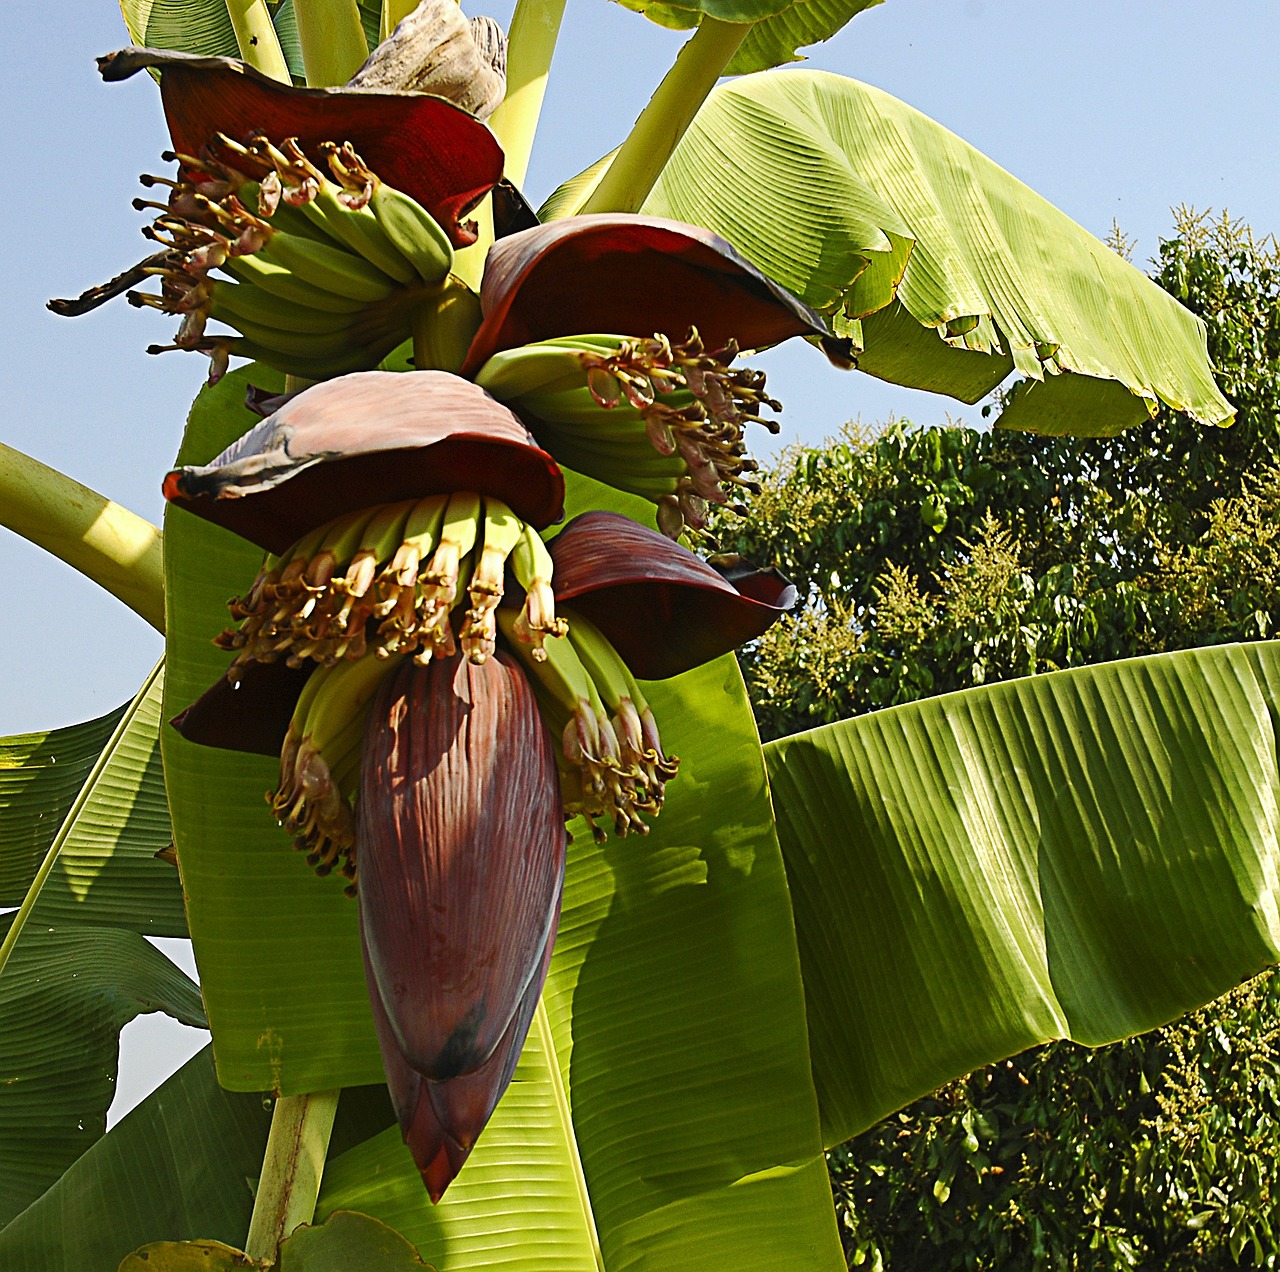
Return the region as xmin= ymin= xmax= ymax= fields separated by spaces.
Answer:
xmin=166 ymin=370 xmax=794 ymax=1198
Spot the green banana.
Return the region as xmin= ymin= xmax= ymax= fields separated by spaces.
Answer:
xmin=213 ymin=314 xmax=378 ymax=362
xmin=225 ymin=333 xmax=405 ymax=381
xmin=209 ymin=279 xmax=357 ymax=335
xmin=300 ymin=174 xmax=422 ymax=287
xmin=474 ymin=345 xmax=593 ymax=400
xmin=222 ymin=252 xmax=370 ymax=312
xmin=300 ymin=649 xmax=405 ymax=760
xmin=368 ymin=181 xmax=454 ymax=285
xmin=257 ymin=232 xmax=400 ymax=304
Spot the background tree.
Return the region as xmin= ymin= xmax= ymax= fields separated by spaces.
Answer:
xmin=716 ymin=209 xmax=1280 ymax=1269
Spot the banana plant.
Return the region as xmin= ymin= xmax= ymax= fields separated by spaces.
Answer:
xmin=0 ymin=0 xmax=1268 ymax=1268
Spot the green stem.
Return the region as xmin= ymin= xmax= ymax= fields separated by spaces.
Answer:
xmin=294 ymin=0 xmax=370 ymax=87
xmin=488 ymin=0 xmax=569 ymax=191
xmin=0 ymin=659 xmax=164 ymax=980
xmin=451 ymin=195 xmax=494 ymax=293
xmin=227 ymin=0 xmax=293 ymax=82
xmin=379 ymin=0 xmax=421 ymax=43
xmin=411 ymin=283 xmax=483 ymax=372
xmin=244 ymin=1090 xmax=341 ymax=1261
xmin=579 ymin=17 xmax=749 ymax=216
xmin=0 ymin=443 xmax=164 ymax=633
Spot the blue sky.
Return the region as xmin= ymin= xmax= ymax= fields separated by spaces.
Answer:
xmin=2 ymin=0 xmax=1278 ymax=1117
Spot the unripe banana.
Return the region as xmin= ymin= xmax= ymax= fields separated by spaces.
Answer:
xmin=257 ymin=232 xmax=400 ymax=304
xmin=222 ymin=252 xmax=370 ymax=313
xmin=368 ymin=182 xmax=455 ymax=285
xmin=209 ymin=279 xmax=356 ymax=335
xmin=300 ymin=177 xmax=422 ymax=287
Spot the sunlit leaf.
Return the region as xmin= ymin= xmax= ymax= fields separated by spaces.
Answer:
xmin=0 ymin=667 xmax=182 ymax=935
xmin=643 ymin=71 xmax=1234 ymax=435
xmin=766 ymin=641 xmax=1280 ymax=1148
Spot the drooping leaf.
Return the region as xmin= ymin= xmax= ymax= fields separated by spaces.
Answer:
xmin=643 ymin=71 xmax=1234 ymax=436
xmin=727 ymin=0 xmax=883 ymax=76
xmin=0 ymin=709 xmax=124 ymax=906
xmin=766 ymin=641 xmax=1280 ymax=1149
xmin=162 ymin=367 xmax=841 ymax=1265
xmin=0 ymin=665 xmax=183 ymax=935
xmin=0 ymin=915 xmax=205 ymax=1225
xmin=0 ymin=1048 xmax=268 ymax=1265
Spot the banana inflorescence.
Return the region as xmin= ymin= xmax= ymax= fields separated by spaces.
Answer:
xmin=271 ymin=651 xmax=407 ymax=894
xmin=218 ymin=494 xmax=569 ymax=681
xmin=111 ymin=130 xmax=467 ymax=380
xmin=499 ymin=607 xmax=679 ymax=843
xmin=476 ymin=329 xmax=782 ymax=538
xmin=226 ymin=492 xmax=680 ymax=884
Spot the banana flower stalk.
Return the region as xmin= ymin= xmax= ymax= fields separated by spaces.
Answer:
xmin=165 ymin=371 xmax=794 ymax=1199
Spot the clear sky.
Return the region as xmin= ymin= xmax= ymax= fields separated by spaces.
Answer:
xmin=2 ymin=0 xmax=1278 ymax=1120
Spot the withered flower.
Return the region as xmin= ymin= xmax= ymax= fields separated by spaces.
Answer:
xmin=167 ymin=371 xmax=795 ymax=1200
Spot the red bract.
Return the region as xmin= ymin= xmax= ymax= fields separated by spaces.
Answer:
xmin=358 ymin=651 xmax=565 ymax=1201
xmin=548 ymin=510 xmax=797 ymax=680
xmin=98 ymin=47 xmax=503 ymax=246
xmin=164 ymin=370 xmax=565 ymax=553
xmin=460 ymin=214 xmax=830 ymax=375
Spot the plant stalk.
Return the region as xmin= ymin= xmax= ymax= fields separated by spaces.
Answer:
xmin=294 ymin=0 xmax=370 ymax=87
xmin=488 ymin=0 xmax=569 ymax=190
xmin=579 ymin=17 xmax=749 ymax=216
xmin=380 ymin=0 xmax=421 ymax=44
xmin=0 ymin=443 xmax=164 ymax=632
xmin=227 ymin=0 xmax=293 ymax=82
xmin=244 ymin=1090 xmax=341 ymax=1261
xmin=0 ymin=659 xmax=165 ymax=980
xmin=411 ymin=284 xmax=483 ymax=372
xmin=451 ymin=196 xmax=495 ymax=293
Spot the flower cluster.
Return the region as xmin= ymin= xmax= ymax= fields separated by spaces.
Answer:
xmin=98 ymin=42 xmax=816 ymax=1203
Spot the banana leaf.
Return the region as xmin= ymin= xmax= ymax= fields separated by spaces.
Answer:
xmin=0 ymin=1047 xmax=267 ymax=1265
xmin=0 ymin=665 xmax=183 ymax=936
xmin=765 ymin=640 xmax=1280 ymax=1149
xmin=611 ymin=0 xmax=884 ymax=76
xmin=637 ymin=71 xmax=1233 ymax=436
xmin=0 ymin=914 xmax=205 ymax=1226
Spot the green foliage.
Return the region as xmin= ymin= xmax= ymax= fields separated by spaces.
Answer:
xmin=715 ymin=210 xmax=1280 ymax=1268
xmin=829 ymin=971 xmax=1280 ymax=1270
xmin=721 ymin=210 xmax=1280 ymax=743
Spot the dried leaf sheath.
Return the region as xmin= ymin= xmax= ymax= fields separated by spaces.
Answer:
xmin=357 ymin=651 xmax=564 ymax=1134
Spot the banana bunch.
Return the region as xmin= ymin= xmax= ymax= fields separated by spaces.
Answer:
xmin=475 ymin=330 xmax=781 ymax=538
xmin=218 ymin=493 xmax=566 ymax=679
xmin=270 ymin=652 xmax=405 ymax=894
xmin=117 ymin=132 xmax=461 ymax=380
xmin=499 ymin=607 xmax=678 ymax=842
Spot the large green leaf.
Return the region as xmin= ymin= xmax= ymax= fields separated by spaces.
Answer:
xmin=120 ymin=0 xmax=239 ymax=58
xmin=0 ymin=915 xmax=205 ymax=1226
xmin=765 ymin=641 xmax=1280 ymax=1150
xmin=119 ymin=0 xmax=311 ymax=79
xmin=0 ymin=1047 xmax=269 ymax=1265
xmin=162 ymin=367 xmax=841 ymax=1266
xmin=0 ymin=665 xmax=183 ymax=936
xmin=642 ymin=71 xmax=1234 ymax=436
xmin=609 ymin=0 xmax=882 ymax=74
xmin=0 ymin=1046 xmax=398 ymax=1268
